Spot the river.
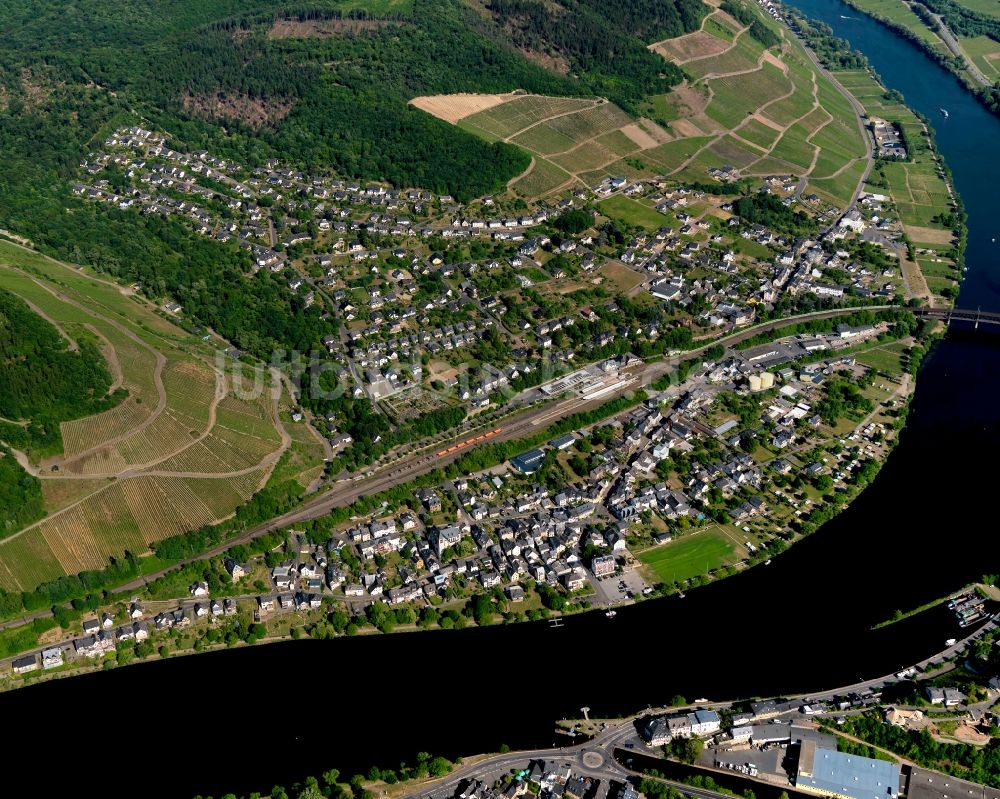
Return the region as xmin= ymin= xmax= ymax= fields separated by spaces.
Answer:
xmin=5 ymin=6 xmax=1000 ymax=799
xmin=788 ymin=0 xmax=1000 ymax=308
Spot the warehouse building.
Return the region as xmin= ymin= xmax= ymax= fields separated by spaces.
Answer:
xmin=510 ymin=448 xmax=546 ymax=474
xmin=795 ymin=740 xmax=900 ymax=799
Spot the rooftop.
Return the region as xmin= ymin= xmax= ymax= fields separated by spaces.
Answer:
xmin=796 ymin=742 xmax=900 ymax=799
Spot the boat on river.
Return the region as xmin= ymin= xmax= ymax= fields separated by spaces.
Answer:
xmin=605 ymin=609 xmax=617 ymax=619
xmin=941 ymin=108 xmax=950 ymax=118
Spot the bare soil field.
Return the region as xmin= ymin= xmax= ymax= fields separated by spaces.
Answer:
xmin=952 ymin=725 xmax=991 ymax=745
xmin=653 ymin=30 xmax=731 ymax=63
xmin=902 ymin=223 xmax=955 ymax=245
xmin=599 ymin=260 xmax=647 ymax=292
xmin=409 ymin=93 xmax=520 ymax=124
xmin=620 ymin=122 xmax=663 ymax=149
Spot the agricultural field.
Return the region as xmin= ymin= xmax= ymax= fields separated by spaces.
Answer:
xmin=833 ymin=69 xmax=957 ymax=303
xmin=0 ymin=240 xmax=289 ymax=591
xmin=637 ymin=528 xmax=739 ymax=585
xmin=960 ymin=35 xmax=1000 ymax=80
xmin=411 ymin=1 xmax=866 ymax=204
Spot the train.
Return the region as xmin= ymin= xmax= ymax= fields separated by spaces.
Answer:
xmin=436 ymin=427 xmax=503 ymax=457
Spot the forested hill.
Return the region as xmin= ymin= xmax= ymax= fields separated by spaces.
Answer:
xmin=0 ymin=0 xmax=704 ymax=357
xmin=484 ymin=0 xmax=706 ymax=110
xmin=0 ymin=288 xmax=116 ymax=422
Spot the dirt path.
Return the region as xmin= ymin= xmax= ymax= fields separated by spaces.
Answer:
xmin=24 ymin=277 xmax=169 ymax=473
xmin=17 ymin=294 xmax=79 ymax=352
xmin=664 ymin=54 xmax=799 ymax=179
xmin=654 ymin=20 xmax=750 ymax=67
xmin=0 ymin=229 xmax=35 ymax=248
xmin=900 ymin=251 xmax=934 ymax=304
xmin=82 ymin=323 xmax=123 ymax=392
xmin=506 ymin=156 xmax=536 ymax=190
xmin=503 ymin=98 xmax=605 ymax=143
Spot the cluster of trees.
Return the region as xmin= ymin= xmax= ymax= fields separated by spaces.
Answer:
xmin=0 ymin=289 xmax=115 ymax=421
xmin=486 ymin=0 xmax=699 ymax=111
xmin=299 ymin=388 xmax=466 ymax=472
xmin=243 ymin=752 xmax=454 ymax=799
xmin=786 ymin=11 xmax=870 ymax=70
xmin=718 ymin=391 xmax=762 ymax=428
xmin=0 ymin=448 xmax=43 ymax=537
xmin=844 ymin=711 xmax=1000 ymax=788
xmin=0 ymin=287 xmax=125 ymax=462
xmin=0 ymin=550 xmax=141 ymax=625
xmin=733 ymin=192 xmax=818 ymax=234
xmin=720 ymin=1 xmax=781 ymax=48
xmin=735 ymin=309 xmax=917 ymax=351
xmin=814 ymin=378 xmax=874 ymax=425
xmin=916 ymin=0 xmax=1000 ymax=43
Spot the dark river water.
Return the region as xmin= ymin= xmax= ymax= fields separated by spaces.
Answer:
xmin=4 ymin=5 xmax=1000 ymax=798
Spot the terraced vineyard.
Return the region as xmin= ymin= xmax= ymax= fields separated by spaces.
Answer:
xmin=0 ymin=240 xmax=309 ymax=591
xmin=412 ymin=0 xmax=868 ymax=207
xmin=834 ymin=69 xmax=959 ymax=306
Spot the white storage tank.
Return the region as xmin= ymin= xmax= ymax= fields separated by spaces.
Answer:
xmin=748 ymin=374 xmax=762 ymax=392
xmin=760 ymin=371 xmax=775 ymax=389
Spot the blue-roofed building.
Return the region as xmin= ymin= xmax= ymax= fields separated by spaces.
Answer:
xmin=795 ymin=741 xmax=900 ymax=799
xmin=690 ymin=709 xmax=721 ymax=735
xmin=510 ymin=448 xmax=546 ymax=474
xmin=549 ymin=433 xmax=576 ymax=450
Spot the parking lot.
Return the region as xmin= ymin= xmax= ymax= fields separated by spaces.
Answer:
xmin=591 ymin=568 xmax=649 ymax=606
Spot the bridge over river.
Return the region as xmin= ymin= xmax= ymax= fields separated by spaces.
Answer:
xmin=915 ymin=306 xmax=1000 ymax=328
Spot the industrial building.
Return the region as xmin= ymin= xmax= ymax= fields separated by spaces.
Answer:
xmin=795 ymin=740 xmax=900 ymax=799
xmin=510 ymin=448 xmax=546 ymax=474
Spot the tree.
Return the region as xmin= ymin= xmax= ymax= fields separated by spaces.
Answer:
xmin=670 ymin=737 xmax=704 ymax=764
xmin=322 ymin=769 xmax=341 ymax=788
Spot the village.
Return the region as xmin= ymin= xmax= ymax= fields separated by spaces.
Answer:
xmin=73 ymin=128 xmax=910 ymax=432
xmin=3 ymin=302 xmax=919 ymax=680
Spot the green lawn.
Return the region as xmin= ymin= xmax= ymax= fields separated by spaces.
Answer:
xmin=855 ymin=342 xmax=908 ymax=374
xmin=638 ymin=529 xmax=736 ymax=584
xmin=599 ymin=195 xmax=672 ymax=230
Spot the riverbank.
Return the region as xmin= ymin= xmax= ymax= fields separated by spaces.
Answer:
xmin=232 ymin=608 xmax=998 ymax=799
xmin=836 ymin=0 xmax=1000 ymax=117
xmin=0 ymin=318 xmax=928 ymax=691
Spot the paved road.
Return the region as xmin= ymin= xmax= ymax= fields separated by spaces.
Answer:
xmin=393 ymin=611 xmax=998 ymax=799
xmin=396 ymin=723 xmax=642 ymax=799
xmin=791 ymin=18 xmax=875 ymax=214
xmin=928 ymin=11 xmax=991 ymax=87
xmin=0 ymin=304 xmax=892 ymax=631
